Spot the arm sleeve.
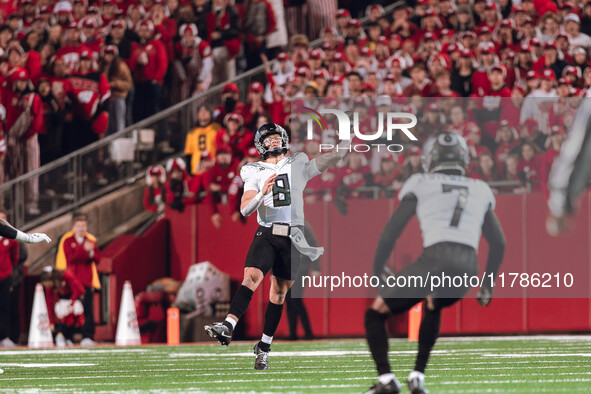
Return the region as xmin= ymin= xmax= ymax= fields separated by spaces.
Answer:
xmin=0 ymin=220 xmax=17 ymax=239
xmin=372 ymin=194 xmax=417 ymax=275
xmin=481 ymin=206 xmax=506 ymax=280
xmin=241 ymin=165 xmax=260 ymax=192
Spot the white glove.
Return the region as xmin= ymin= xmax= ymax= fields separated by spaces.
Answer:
xmin=55 ymin=299 xmax=73 ymax=319
xmin=0 ymin=104 xmax=6 ymax=121
xmin=73 ymin=300 xmax=84 ymax=315
xmin=25 ymin=233 xmax=52 ymax=244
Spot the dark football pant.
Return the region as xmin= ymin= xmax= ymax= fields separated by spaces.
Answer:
xmin=367 ymin=242 xmax=478 ymax=376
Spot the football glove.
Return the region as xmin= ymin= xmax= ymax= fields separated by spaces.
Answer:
xmin=25 ymin=233 xmax=52 ymax=244
xmin=477 ymin=285 xmax=493 ymax=307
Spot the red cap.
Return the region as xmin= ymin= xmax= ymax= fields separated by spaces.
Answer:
xmin=321 ymin=42 xmax=334 ymax=51
xmin=551 ymin=125 xmax=565 ymax=135
xmin=295 ymin=67 xmax=309 ymax=77
xmin=384 ymin=73 xmax=397 ymax=82
xmin=423 ymin=32 xmax=437 ymax=41
xmin=10 ymin=67 xmax=29 ymax=82
xmin=488 ymin=64 xmax=506 ymax=76
xmin=336 ymin=8 xmax=350 ymax=18
xmin=460 ymin=48 xmax=474 ymax=58
xmin=557 ymin=77 xmax=571 ymax=86
xmin=424 ymin=8 xmax=437 ymax=17
xmin=333 ymin=52 xmax=345 ymax=62
xmin=216 ymin=144 xmax=232 ymax=154
xmin=361 ymin=82 xmax=375 ymax=92
xmin=246 ymin=146 xmax=259 ymax=158
xmin=377 ymin=36 xmax=389 ymax=46
xmin=249 ymin=81 xmax=264 ymax=92
xmin=103 ymin=45 xmax=118 ymax=56
xmin=200 ymin=151 xmax=212 ymax=160
xmin=82 ymin=18 xmax=97 ymax=28
xmin=308 ymin=49 xmax=323 ymax=59
xmin=408 ymin=145 xmax=422 ymax=155
xmin=542 ymin=68 xmax=556 ymax=80
xmin=166 ymin=158 xmax=186 ymax=172
xmin=563 ymin=66 xmax=579 ymax=77
xmin=277 ymin=52 xmax=289 ymax=61
xmin=479 ymin=26 xmax=492 ymax=35
xmin=526 ymin=70 xmax=539 ymax=79
xmin=313 ymin=69 xmax=329 ymax=79
xmin=322 ymin=27 xmax=336 ymax=36
xmin=556 ymin=33 xmax=569 ymax=41
xmin=519 ymin=44 xmax=530 ymax=53
xmin=224 ymin=112 xmax=244 ymax=126
xmin=347 ymin=19 xmax=361 ymax=28
xmin=530 ymin=38 xmax=541 ymax=46
xmin=80 ymin=50 xmax=92 ymax=59
xmin=500 ymin=19 xmax=513 ymax=28
xmin=66 ymin=21 xmax=78 ymax=30
xmin=485 ymin=2 xmax=497 ymax=10
xmin=330 ymin=75 xmax=343 ymax=85
xmin=512 ymin=85 xmax=526 ymax=95
xmin=480 ymin=44 xmax=495 ymax=54
xmin=499 ymin=119 xmax=516 ymax=128
xmin=360 ymin=47 xmax=373 ymax=56
xmin=112 ymin=20 xmax=125 ymax=29
xmin=222 ymin=82 xmax=239 ymax=94
xmin=427 ymin=102 xmax=441 ymax=111
xmin=512 ymin=4 xmax=526 ymax=12
xmin=544 ymin=40 xmax=557 ymax=50
xmin=149 ymin=166 xmax=163 ymax=176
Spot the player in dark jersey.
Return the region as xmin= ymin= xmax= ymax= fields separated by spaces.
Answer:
xmin=365 ymin=132 xmax=506 ymax=394
xmin=547 ymin=98 xmax=591 ymax=235
xmin=0 ymin=219 xmax=51 ymax=244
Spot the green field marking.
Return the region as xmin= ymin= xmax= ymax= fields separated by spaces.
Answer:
xmin=0 ymin=336 xmax=590 ymax=393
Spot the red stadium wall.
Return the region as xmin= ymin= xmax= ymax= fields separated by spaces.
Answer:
xmin=167 ymin=192 xmax=591 ymax=339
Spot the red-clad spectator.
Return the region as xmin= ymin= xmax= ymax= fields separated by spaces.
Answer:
xmin=61 ymin=213 xmax=100 ymax=345
xmin=143 ymin=165 xmax=167 ymax=213
xmin=336 ymin=151 xmax=371 ymax=199
xmin=213 ymin=82 xmax=244 ymax=125
xmin=150 ymin=1 xmax=177 ymax=61
xmin=40 ymin=267 xmax=86 ymax=347
xmin=471 ymin=43 xmax=495 ymax=96
xmin=0 ymin=208 xmax=19 ymax=347
xmin=216 ymin=112 xmax=253 ymax=160
xmin=129 ymin=20 xmax=168 ymax=122
xmin=165 ymin=157 xmax=194 ymax=212
xmin=188 ymin=152 xmax=216 ymax=204
xmin=66 ymin=50 xmax=110 ymax=152
xmin=466 ymin=127 xmax=489 ymax=162
xmin=228 ymin=146 xmax=259 ymax=222
xmin=445 ymin=104 xmax=480 ymax=138
xmin=517 ymin=141 xmax=547 ymax=193
xmin=486 ymin=65 xmax=512 ymax=97
xmin=451 ymin=49 xmax=475 ymax=96
xmin=56 ymin=22 xmax=89 ymax=73
xmin=304 ymin=139 xmax=339 ymax=204
xmin=205 ymin=145 xmax=238 ymax=228
xmin=402 ymin=62 xmax=431 ymax=96
xmin=240 ymin=81 xmax=268 ymax=130
xmin=171 ymin=23 xmax=213 ymax=105
xmin=3 ymin=67 xmax=44 ymax=214
xmin=533 ymin=41 xmax=568 ymax=79
xmin=469 ymin=151 xmax=500 ymax=183
xmin=398 ymin=145 xmax=424 ymax=182
xmin=0 ymin=0 xmax=17 ymax=22
xmin=80 ymin=18 xmax=104 ymax=60
xmin=434 ymin=69 xmax=461 ymax=97
xmin=206 ymin=0 xmax=240 ymax=86
xmin=372 ymin=152 xmax=402 ymax=196
xmin=543 ymin=124 xmax=565 ymax=173
xmin=494 ymin=120 xmax=521 ymax=175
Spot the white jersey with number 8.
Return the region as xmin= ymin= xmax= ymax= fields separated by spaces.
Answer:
xmin=241 ymin=153 xmax=321 ymax=227
xmin=398 ymin=173 xmax=496 ymax=250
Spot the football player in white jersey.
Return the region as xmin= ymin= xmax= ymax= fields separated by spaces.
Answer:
xmin=365 ymin=132 xmax=506 ymax=394
xmin=205 ymin=123 xmax=350 ymax=370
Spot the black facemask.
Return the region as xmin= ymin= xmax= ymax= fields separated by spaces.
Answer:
xmin=224 ymin=96 xmax=237 ymax=113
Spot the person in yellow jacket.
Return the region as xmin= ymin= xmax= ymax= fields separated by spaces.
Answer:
xmin=184 ymin=105 xmax=221 ymax=175
xmin=55 ymin=213 xmax=100 ymax=346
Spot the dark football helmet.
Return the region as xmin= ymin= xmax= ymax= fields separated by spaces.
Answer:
xmin=422 ymin=131 xmax=470 ymax=175
xmin=254 ymin=123 xmax=289 ymax=157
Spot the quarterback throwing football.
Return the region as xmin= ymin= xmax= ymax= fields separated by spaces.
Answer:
xmin=205 ymin=123 xmax=349 ymax=370
xmin=365 ymin=132 xmax=506 ymax=394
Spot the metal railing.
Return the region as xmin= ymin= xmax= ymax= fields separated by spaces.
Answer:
xmin=0 ymin=3 xmax=399 ymax=231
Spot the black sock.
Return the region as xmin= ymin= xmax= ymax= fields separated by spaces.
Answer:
xmin=263 ymin=301 xmax=284 ymax=338
xmin=365 ymin=309 xmax=391 ymax=376
xmin=414 ymin=308 xmax=441 ymax=373
xmin=222 ymin=321 xmax=234 ymax=333
xmin=228 ymin=285 xmax=254 ymax=320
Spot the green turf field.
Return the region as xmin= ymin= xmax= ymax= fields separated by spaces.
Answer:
xmin=0 ymin=336 xmax=590 ymax=393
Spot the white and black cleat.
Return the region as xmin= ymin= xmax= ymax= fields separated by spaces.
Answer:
xmin=365 ymin=379 xmax=401 ymax=394
xmin=253 ymin=343 xmax=269 ymax=370
xmin=408 ymin=370 xmax=429 ymax=394
xmin=204 ymin=322 xmax=232 ymax=346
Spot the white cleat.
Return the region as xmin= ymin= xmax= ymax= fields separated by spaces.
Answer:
xmin=408 ymin=370 xmax=429 ymax=394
